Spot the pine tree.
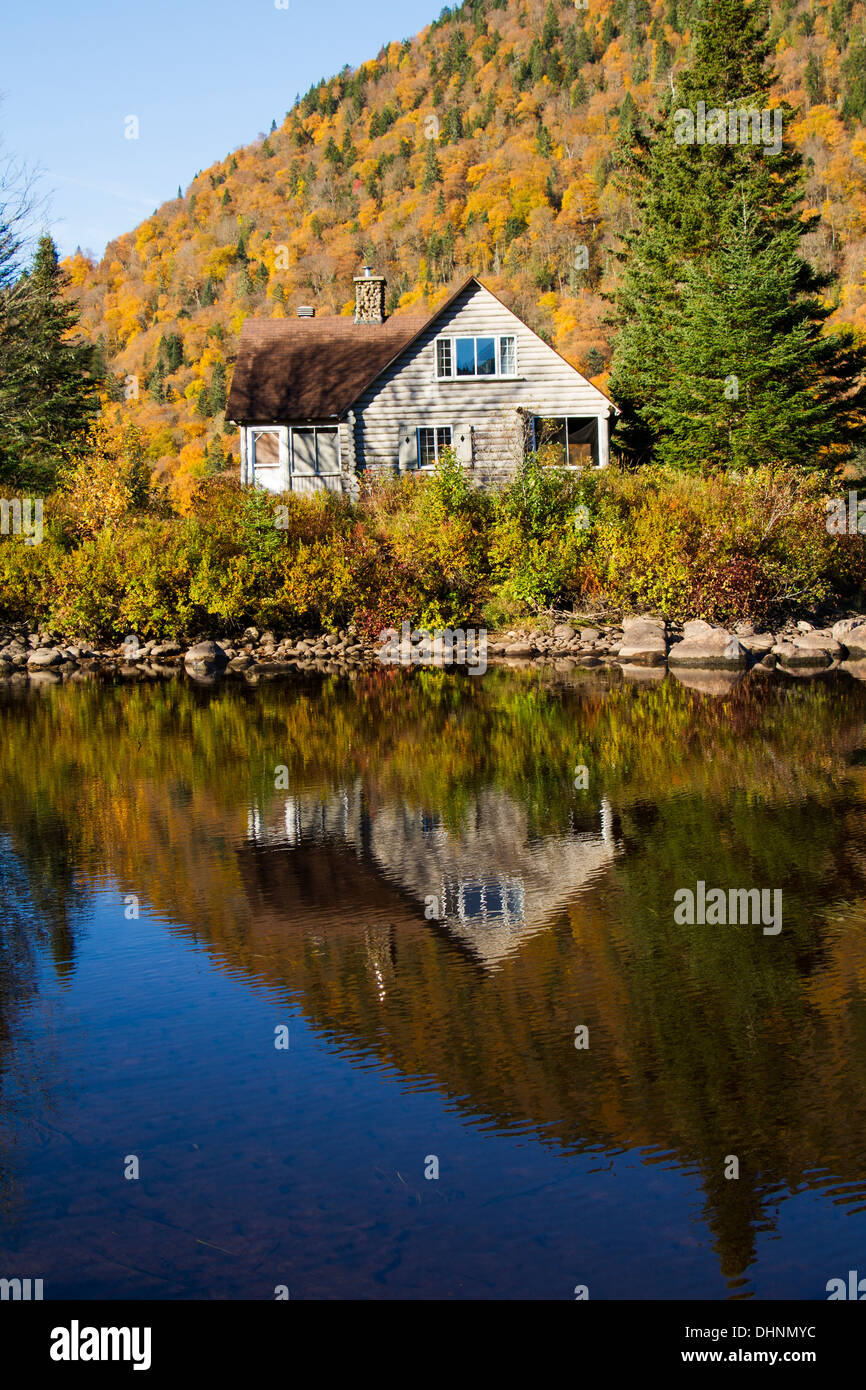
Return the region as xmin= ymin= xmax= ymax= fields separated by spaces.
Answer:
xmin=0 ymin=234 xmax=99 ymax=485
xmin=208 ymin=361 xmax=225 ymax=414
xmin=843 ymin=35 xmax=866 ymax=120
xmin=652 ymin=214 xmax=866 ymax=472
xmin=805 ymin=53 xmax=826 ymax=108
xmin=541 ymin=1 xmax=560 ymax=48
xmin=609 ymin=0 xmax=866 ymax=470
xmin=421 ymin=140 xmax=442 ymax=190
xmin=535 ymin=121 xmax=553 ymax=156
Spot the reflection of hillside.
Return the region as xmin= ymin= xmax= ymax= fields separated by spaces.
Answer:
xmin=4 ymin=673 xmax=866 ymax=1288
xmin=245 ymin=785 xmax=618 ymax=968
xmin=230 ymin=811 xmax=866 ymax=1289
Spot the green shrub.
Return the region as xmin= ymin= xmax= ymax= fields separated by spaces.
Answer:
xmin=2 ymin=462 xmax=863 ymax=641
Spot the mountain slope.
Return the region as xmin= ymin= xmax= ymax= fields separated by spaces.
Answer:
xmin=63 ymin=0 xmax=866 ymax=494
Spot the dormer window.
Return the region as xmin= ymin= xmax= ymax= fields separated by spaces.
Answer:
xmin=436 ymin=334 xmax=517 ymax=379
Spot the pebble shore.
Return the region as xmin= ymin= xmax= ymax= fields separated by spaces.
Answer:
xmin=3 ymin=613 xmax=866 ymax=686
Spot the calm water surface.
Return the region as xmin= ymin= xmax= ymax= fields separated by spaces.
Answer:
xmin=2 ymin=664 xmax=866 ymax=1299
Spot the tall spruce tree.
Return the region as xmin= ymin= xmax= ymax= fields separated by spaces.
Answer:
xmin=609 ymin=0 xmax=866 ymax=471
xmin=0 ymin=233 xmax=99 ymax=486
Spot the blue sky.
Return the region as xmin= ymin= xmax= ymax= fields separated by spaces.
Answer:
xmin=2 ymin=0 xmax=442 ymax=261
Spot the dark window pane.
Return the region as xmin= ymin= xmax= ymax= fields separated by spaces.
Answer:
xmin=436 ymin=427 xmax=452 ymax=453
xmin=316 ymin=429 xmax=339 ymax=474
xmin=566 ymin=418 xmax=594 ymax=467
xmin=418 ymin=428 xmax=436 ymax=467
xmin=253 ymin=431 xmax=279 ymax=466
xmin=534 ymin=417 xmax=567 ymax=462
xmin=485 ymin=884 xmax=504 ymax=916
xmin=292 ymin=429 xmax=316 ymax=473
xmin=463 ymin=885 xmax=483 ymax=918
xmin=456 ymin=338 xmax=475 ymax=375
xmin=476 ymin=337 xmax=495 ymax=374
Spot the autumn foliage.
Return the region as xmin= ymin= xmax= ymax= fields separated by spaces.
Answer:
xmin=58 ymin=0 xmax=866 ymax=491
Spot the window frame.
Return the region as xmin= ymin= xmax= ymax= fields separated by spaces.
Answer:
xmin=288 ymin=424 xmax=341 ymax=480
xmin=531 ymin=415 xmax=600 ymax=469
xmin=416 ymin=424 xmax=453 ymax=469
xmin=249 ymin=427 xmax=286 ymax=489
xmin=435 ymin=333 xmax=517 ymax=380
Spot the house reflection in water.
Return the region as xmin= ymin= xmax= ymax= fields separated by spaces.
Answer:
xmin=242 ymin=785 xmax=618 ymax=971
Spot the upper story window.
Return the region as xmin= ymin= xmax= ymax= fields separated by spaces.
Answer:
xmin=436 ymin=334 xmax=517 ymax=379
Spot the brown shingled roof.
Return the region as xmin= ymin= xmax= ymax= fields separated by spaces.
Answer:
xmin=226 ymin=313 xmax=429 ymax=422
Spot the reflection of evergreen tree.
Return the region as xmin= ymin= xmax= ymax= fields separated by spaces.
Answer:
xmin=3 ymin=672 xmax=866 ymax=1289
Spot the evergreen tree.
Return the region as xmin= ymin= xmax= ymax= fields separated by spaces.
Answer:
xmin=653 ymin=215 xmax=866 ymax=472
xmin=208 ymin=361 xmax=225 ymax=414
xmin=805 ymin=53 xmax=826 ymax=107
xmin=609 ymin=0 xmax=866 ymax=470
xmin=421 ymin=140 xmax=442 ymax=190
xmin=843 ymin=34 xmax=866 ymax=120
xmin=0 ymin=234 xmax=99 ymax=485
xmin=571 ymin=75 xmax=589 ymax=107
xmin=575 ymin=26 xmax=593 ymax=66
xmin=542 ymin=1 xmax=560 ymax=47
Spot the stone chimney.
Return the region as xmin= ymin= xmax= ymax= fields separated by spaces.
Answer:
xmin=353 ymin=265 xmax=386 ymax=324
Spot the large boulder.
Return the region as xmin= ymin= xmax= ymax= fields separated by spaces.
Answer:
xmin=668 ymin=624 xmax=747 ymax=669
xmin=792 ymin=630 xmax=842 ymax=657
xmin=617 ymin=617 xmax=667 ymax=666
xmin=738 ymin=632 xmax=775 ymax=657
xmin=772 ymin=640 xmax=830 ymax=669
xmin=832 ymin=617 xmax=863 ymax=643
xmin=27 ymin=646 xmax=64 ymax=668
xmin=839 ymin=622 xmax=866 ymax=659
xmin=184 ymin=640 xmax=228 ymax=674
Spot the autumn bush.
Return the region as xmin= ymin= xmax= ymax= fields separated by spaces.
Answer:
xmin=485 ymin=448 xmax=595 ymax=622
xmin=582 ymin=466 xmax=865 ymax=628
xmin=1 ymin=440 xmax=864 ymax=640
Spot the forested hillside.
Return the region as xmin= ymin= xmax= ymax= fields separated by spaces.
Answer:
xmin=62 ymin=0 xmax=866 ymax=495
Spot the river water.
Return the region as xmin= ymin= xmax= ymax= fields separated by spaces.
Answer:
xmin=1 ymin=664 xmax=866 ymax=1299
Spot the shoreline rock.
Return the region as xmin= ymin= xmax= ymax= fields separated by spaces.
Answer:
xmin=2 ymin=611 xmax=866 ymax=688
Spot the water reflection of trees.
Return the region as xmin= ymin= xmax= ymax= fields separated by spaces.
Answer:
xmin=0 ymin=828 xmax=91 ymax=1210
xmin=3 ymin=669 xmax=866 ymax=1286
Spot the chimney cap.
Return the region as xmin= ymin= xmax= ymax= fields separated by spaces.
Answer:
xmin=297 ymin=305 xmax=315 ymax=317
xmin=363 ymin=264 xmax=372 ymax=276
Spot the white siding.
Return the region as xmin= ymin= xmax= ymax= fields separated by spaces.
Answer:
xmin=352 ymin=281 xmax=613 ymax=481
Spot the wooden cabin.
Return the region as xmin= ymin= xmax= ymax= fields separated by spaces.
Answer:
xmin=227 ymin=270 xmax=618 ymax=494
